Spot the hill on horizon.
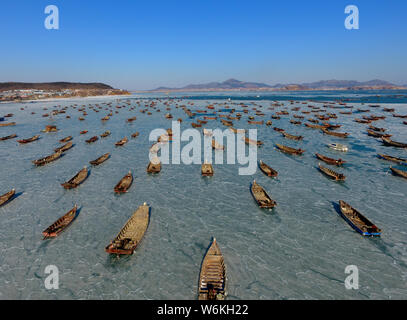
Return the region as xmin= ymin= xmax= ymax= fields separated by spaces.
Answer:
xmin=0 ymin=82 xmax=114 ymax=91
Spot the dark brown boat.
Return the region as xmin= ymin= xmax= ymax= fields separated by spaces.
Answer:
xmin=315 ymin=153 xmax=345 ymax=166
xmin=273 ymin=127 xmax=285 ymax=132
xmin=80 ymin=130 xmax=88 ymax=134
xmin=32 ymin=151 xmax=63 ymax=166
xmin=114 ymin=171 xmax=133 ymax=193
xmin=390 ymin=167 xmax=407 ymax=179
xmin=201 ymin=162 xmax=214 ymax=176
xmin=321 ymin=128 xmax=349 ymax=138
xmin=244 ymin=137 xmax=263 ymax=146
xmin=377 ymin=154 xmax=406 ymax=165
xmin=0 ymin=189 xmax=15 ymax=207
xmin=115 ymin=137 xmax=128 ymax=146
xmin=42 ymin=205 xmax=78 ymax=239
xmin=258 ymin=160 xmax=278 ymax=178
xmin=248 ymin=120 xmax=264 ymax=125
xmin=282 ymin=132 xmax=303 ymax=141
xmin=59 ymin=136 xmax=72 ymax=143
xmin=198 ymin=238 xmax=226 ymax=300
xmin=54 ymin=141 xmax=73 ymax=153
xmin=318 ymin=163 xmax=345 ymax=181
xmin=290 ymin=120 xmax=302 ymax=125
xmin=305 ymin=123 xmax=325 ymax=129
xmin=0 ymin=134 xmax=17 ymax=141
xmin=131 ymin=132 xmax=140 ymax=138
xmin=191 ymin=122 xmax=202 ymax=128
xmin=61 ymin=167 xmax=89 ymax=189
xmin=147 ymin=158 xmax=161 ymax=173
xmin=85 ymin=136 xmax=99 ymax=144
xmin=275 ymin=143 xmax=305 ymax=155
xmin=338 ymin=201 xmax=381 ymax=236
xmin=105 ymin=203 xmax=150 ymax=255
xmin=250 ymin=180 xmax=276 ymax=209
xmin=381 ymin=136 xmax=407 ymax=148
xmin=90 ymin=153 xmax=110 ymax=166
xmin=0 ymin=122 xmax=16 ymax=127
xmin=366 ymin=129 xmax=392 ymax=138
xmin=17 ymin=135 xmax=40 ymax=144
xmin=100 ymin=131 xmax=111 ymax=138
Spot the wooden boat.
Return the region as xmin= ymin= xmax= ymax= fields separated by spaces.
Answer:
xmin=318 ymin=163 xmax=345 ymax=181
xmin=403 ymin=121 xmax=407 ymax=125
xmin=248 ymin=120 xmax=264 ymax=125
xmin=315 ymin=153 xmax=345 ymax=166
xmin=305 ymin=123 xmax=325 ymax=129
xmin=327 ymin=143 xmax=348 ymax=152
xmin=282 ymin=132 xmax=303 ymax=141
xmin=191 ymin=122 xmax=202 ymax=128
xmin=61 ymin=167 xmax=89 ymax=189
xmin=0 ymin=134 xmax=17 ymax=141
xmin=273 ymin=127 xmax=285 ymax=132
xmin=392 ymin=114 xmax=407 ymax=118
xmin=266 ymin=120 xmax=272 ymax=126
xmin=105 ymin=203 xmax=150 ymax=255
xmin=204 ymin=116 xmax=217 ymax=120
xmin=42 ymin=205 xmax=78 ymax=239
xmin=338 ymin=201 xmax=381 ymax=236
xmin=80 ymin=130 xmax=88 ymax=134
xmin=271 ymin=115 xmax=281 ymax=119
xmin=201 ymin=161 xmax=214 ymax=176
xmin=85 ymin=136 xmax=99 ymax=144
xmin=90 ymin=153 xmax=110 ymax=166
xmin=33 ymin=151 xmax=63 ymax=166
xmin=258 ymin=160 xmax=278 ymax=178
xmin=275 ymin=143 xmax=304 ymax=155
xmin=0 ymin=189 xmax=15 ymax=207
xmin=165 ymin=113 xmax=173 ymax=119
xmin=131 ymin=132 xmax=140 ymax=138
xmin=0 ymin=122 xmax=16 ymax=127
xmin=321 ymin=128 xmax=349 ymax=138
xmin=244 ymin=137 xmax=263 ymax=146
xmin=101 ymin=116 xmax=110 ymax=121
xmin=100 ymin=131 xmax=111 ymax=138
xmin=197 ymin=119 xmax=208 ymax=124
xmin=390 ymin=167 xmax=407 ymax=179
xmin=114 ymin=171 xmax=133 ymax=193
xmin=290 ymin=120 xmax=302 ymax=125
xmin=354 ymin=118 xmax=371 ymax=124
xmin=212 ymin=139 xmax=224 ymax=150
xmin=250 ymin=180 xmax=276 ymax=208
xmin=115 ymin=137 xmax=128 ymax=146
xmin=198 ymin=238 xmax=226 ymax=300
xmin=147 ymin=158 xmax=161 ymax=173
xmin=54 ymin=141 xmax=73 ymax=153
xmin=59 ymin=136 xmax=72 ymax=143
xmin=383 ymin=108 xmax=395 ymax=112
xmin=381 ymin=136 xmax=407 ymax=148
xmin=366 ymin=129 xmax=392 ymax=138
xmin=377 ymin=154 xmax=406 ymax=165
xmin=42 ymin=125 xmax=57 ymax=132
xmin=17 ymin=135 xmax=40 ymax=144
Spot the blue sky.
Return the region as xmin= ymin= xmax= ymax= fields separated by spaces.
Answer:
xmin=0 ymin=0 xmax=406 ymax=90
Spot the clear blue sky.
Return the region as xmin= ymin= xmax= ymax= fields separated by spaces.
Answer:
xmin=0 ymin=0 xmax=406 ymax=90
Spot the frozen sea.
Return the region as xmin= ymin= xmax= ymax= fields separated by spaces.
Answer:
xmin=0 ymin=90 xmax=406 ymax=300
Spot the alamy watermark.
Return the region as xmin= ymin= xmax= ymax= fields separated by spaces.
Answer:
xmin=44 ymin=5 xmax=59 ymax=30
xmin=44 ymin=265 xmax=59 ymax=289
xmin=345 ymin=5 xmax=359 ymax=30
xmin=344 ymin=265 xmax=359 ymax=290
xmin=149 ymin=121 xmax=258 ymax=175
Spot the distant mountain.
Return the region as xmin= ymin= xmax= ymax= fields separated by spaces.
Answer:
xmin=0 ymin=82 xmax=114 ymax=91
xmin=150 ymin=78 xmax=404 ymax=91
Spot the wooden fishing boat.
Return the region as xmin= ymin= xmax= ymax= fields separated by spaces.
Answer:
xmin=377 ymin=154 xmax=406 ymax=165
xmin=105 ymin=203 xmax=150 ymax=255
xmin=390 ymin=167 xmax=407 ymax=179
xmin=59 ymin=136 xmax=72 ymax=143
xmin=266 ymin=120 xmax=272 ymax=126
xmin=131 ymin=132 xmax=140 ymax=138
xmin=198 ymin=238 xmax=226 ymax=300
xmin=80 ymin=130 xmax=88 ymax=134
xmin=61 ymin=167 xmax=89 ymax=189
xmin=0 ymin=122 xmax=16 ymax=127
xmin=338 ymin=201 xmax=381 ymax=236
xmin=90 ymin=153 xmax=110 ymax=166
xmin=229 ymin=127 xmax=245 ymax=134
xmin=368 ymin=125 xmax=386 ymax=132
xmin=250 ymin=180 xmax=276 ymax=209
xmin=271 ymin=115 xmax=281 ymax=119
xmin=275 ymin=143 xmax=305 ymax=155
xmin=392 ymin=114 xmax=407 ymax=118
xmin=381 ymin=136 xmax=407 ymax=148
xmin=0 ymin=189 xmax=15 ymax=207
xmin=273 ymin=127 xmax=285 ymax=132
xmin=115 ymin=137 xmax=128 ymax=146
xmin=327 ymin=143 xmax=348 ymax=152
xmin=383 ymin=108 xmax=395 ymax=112
xmin=17 ymin=135 xmax=40 ymax=144
xmin=197 ymin=119 xmax=208 ymax=124
xmin=248 ymin=120 xmax=264 ymax=125
xmin=101 ymin=116 xmax=110 ymax=121
xmin=54 ymin=141 xmax=73 ymax=153
xmin=244 ymin=137 xmax=263 ymax=146
xmin=204 ymin=116 xmax=217 ymax=120
xmin=354 ymin=118 xmax=371 ymax=124
xmin=100 ymin=130 xmax=111 ymax=138
xmin=147 ymin=158 xmax=161 ymax=173
xmin=258 ymin=160 xmax=278 ymax=178
xmin=33 ymin=151 xmax=63 ymax=166
xmin=305 ymin=123 xmax=325 ymax=129
xmin=85 ymin=136 xmax=99 ymax=144
xmin=212 ymin=139 xmax=224 ymax=150
xmin=42 ymin=125 xmax=57 ymax=132
xmin=290 ymin=120 xmax=302 ymax=125
xmin=318 ymin=163 xmax=345 ymax=181
xmin=282 ymin=132 xmax=303 ymax=141
xmin=0 ymin=134 xmax=17 ymax=141
xmin=366 ymin=129 xmax=392 ymax=138
xmin=165 ymin=113 xmax=173 ymax=119
xmin=42 ymin=205 xmax=78 ymax=239
xmin=114 ymin=171 xmax=133 ymax=193
xmin=321 ymin=128 xmax=349 ymax=138
xmin=315 ymin=153 xmax=345 ymax=166
xmin=201 ymin=162 xmax=214 ymax=176
xmin=191 ymin=122 xmax=202 ymax=128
